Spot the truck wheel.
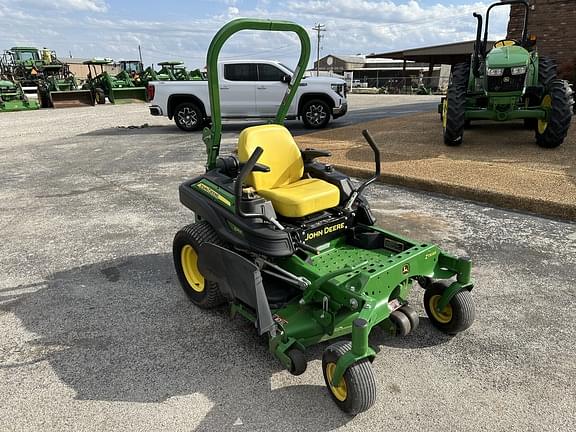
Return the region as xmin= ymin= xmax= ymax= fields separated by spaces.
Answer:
xmin=173 ymin=222 xmax=226 ymax=308
xmin=174 ymin=102 xmax=204 ymax=132
xmin=535 ymin=80 xmax=574 ymax=149
xmin=301 ymin=99 xmax=331 ymax=129
xmin=443 ymin=63 xmax=468 ymax=146
xmin=95 ymin=88 xmax=106 ymax=104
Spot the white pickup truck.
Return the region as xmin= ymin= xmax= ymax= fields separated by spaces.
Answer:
xmin=147 ymin=60 xmax=348 ymax=131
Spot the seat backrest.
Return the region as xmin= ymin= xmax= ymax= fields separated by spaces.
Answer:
xmin=238 ymin=124 xmax=303 ymax=191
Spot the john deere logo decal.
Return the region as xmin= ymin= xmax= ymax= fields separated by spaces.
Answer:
xmin=402 ymin=264 xmax=410 ymax=274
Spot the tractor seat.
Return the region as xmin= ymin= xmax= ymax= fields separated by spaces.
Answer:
xmin=238 ymin=124 xmax=339 ymax=218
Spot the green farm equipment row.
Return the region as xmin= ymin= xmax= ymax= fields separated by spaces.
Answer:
xmin=1 ymin=47 xmax=94 ymax=108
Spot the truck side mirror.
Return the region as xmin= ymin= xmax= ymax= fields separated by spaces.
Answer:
xmin=281 ymin=74 xmax=291 ymax=83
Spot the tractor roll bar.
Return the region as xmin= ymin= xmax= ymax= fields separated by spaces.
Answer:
xmin=472 ymin=12 xmax=483 ymax=76
xmin=204 ymin=19 xmax=312 ymax=170
xmin=483 ymin=0 xmax=529 ymax=52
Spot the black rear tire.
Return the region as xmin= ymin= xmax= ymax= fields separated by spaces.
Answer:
xmin=538 ymin=57 xmax=557 ymax=88
xmin=301 ymin=99 xmax=331 ymax=129
xmin=173 ymin=221 xmax=226 ymax=308
xmin=443 ymin=63 xmax=469 ymax=146
xmin=535 ymin=80 xmax=574 ymax=148
xmin=322 ymin=341 xmax=376 ymax=416
xmin=174 ymin=102 xmax=205 ymax=132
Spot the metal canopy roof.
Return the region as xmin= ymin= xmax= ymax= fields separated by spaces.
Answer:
xmin=367 ymin=40 xmax=494 ymax=65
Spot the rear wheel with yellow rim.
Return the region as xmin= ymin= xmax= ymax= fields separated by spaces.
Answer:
xmin=424 ymin=282 xmax=475 ymax=335
xmin=173 ymin=221 xmax=226 ymax=308
xmin=322 ymin=341 xmax=376 ymax=415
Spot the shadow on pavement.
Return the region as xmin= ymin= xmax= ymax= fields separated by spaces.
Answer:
xmin=0 ymin=253 xmax=351 ymax=431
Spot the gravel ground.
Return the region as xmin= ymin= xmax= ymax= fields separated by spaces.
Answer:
xmin=0 ymin=99 xmax=575 ymax=432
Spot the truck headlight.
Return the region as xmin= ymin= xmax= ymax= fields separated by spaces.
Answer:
xmin=511 ymin=66 xmax=527 ymax=75
xmin=331 ymin=83 xmax=343 ymax=95
xmin=487 ymin=68 xmax=504 ymax=76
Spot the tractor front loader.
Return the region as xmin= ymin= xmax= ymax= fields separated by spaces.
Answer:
xmin=83 ymin=59 xmax=147 ymax=104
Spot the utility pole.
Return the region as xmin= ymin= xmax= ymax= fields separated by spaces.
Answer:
xmin=312 ymin=23 xmax=325 ymax=77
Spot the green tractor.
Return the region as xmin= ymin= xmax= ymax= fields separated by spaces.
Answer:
xmin=173 ymin=18 xmax=476 ymax=415
xmin=0 ymin=47 xmax=93 ymax=108
xmin=0 ymin=79 xmax=40 ymax=112
xmin=139 ymin=61 xmax=205 ymax=86
xmin=441 ymin=0 xmax=574 ymax=148
xmin=82 ymin=59 xmax=147 ymax=104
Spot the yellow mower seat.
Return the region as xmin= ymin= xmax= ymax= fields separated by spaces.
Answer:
xmin=238 ymin=124 xmax=339 ymax=218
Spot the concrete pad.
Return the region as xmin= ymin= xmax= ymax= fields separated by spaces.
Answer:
xmin=295 ymin=112 xmax=576 ymax=220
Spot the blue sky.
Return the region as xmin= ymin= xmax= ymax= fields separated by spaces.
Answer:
xmin=0 ymin=1 xmax=511 ymax=69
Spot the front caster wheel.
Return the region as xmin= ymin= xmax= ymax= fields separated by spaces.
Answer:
xmin=424 ymin=282 xmax=475 ymax=335
xmin=322 ymin=341 xmax=376 ymax=416
xmin=286 ymin=348 xmax=307 ymax=376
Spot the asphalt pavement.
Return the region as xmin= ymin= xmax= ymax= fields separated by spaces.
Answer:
xmin=0 ymin=97 xmax=574 ymax=431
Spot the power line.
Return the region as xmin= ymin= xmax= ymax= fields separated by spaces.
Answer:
xmin=312 ymin=23 xmax=325 ymax=76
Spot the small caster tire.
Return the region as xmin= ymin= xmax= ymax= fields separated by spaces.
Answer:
xmin=322 ymin=341 xmax=376 ymax=416
xmin=286 ymin=348 xmax=307 ymax=376
xmin=424 ymin=282 xmax=475 ymax=335
xmin=399 ymin=305 xmax=419 ymax=333
xmin=390 ymin=310 xmax=411 ymax=337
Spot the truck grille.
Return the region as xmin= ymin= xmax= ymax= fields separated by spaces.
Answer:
xmin=487 ymin=70 xmax=526 ymax=92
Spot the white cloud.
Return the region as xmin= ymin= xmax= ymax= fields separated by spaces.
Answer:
xmin=15 ymin=0 xmax=108 ymax=13
xmin=0 ymin=1 xmax=512 ymax=70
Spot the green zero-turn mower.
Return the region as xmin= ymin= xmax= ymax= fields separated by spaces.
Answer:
xmin=82 ymin=59 xmax=147 ymax=104
xmin=173 ymin=18 xmax=476 ymax=415
xmin=440 ymin=0 xmax=574 ymax=148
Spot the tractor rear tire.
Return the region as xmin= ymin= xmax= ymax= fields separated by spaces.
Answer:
xmin=173 ymin=221 xmax=227 ymax=308
xmin=538 ymin=57 xmax=557 ymax=88
xmin=322 ymin=341 xmax=376 ymax=416
xmin=443 ymin=63 xmax=469 ymax=146
xmin=535 ymin=80 xmax=574 ymax=149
